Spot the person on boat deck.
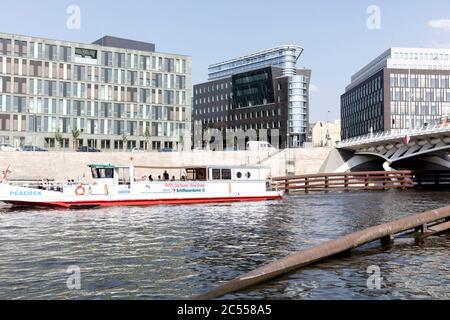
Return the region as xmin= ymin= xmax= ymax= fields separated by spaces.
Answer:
xmin=163 ymin=171 xmax=170 ymax=181
xmin=148 ymin=175 xmax=154 ymax=182
xmin=171 ymin=176 xmax=176 ymax=181
xmin=158 ymin=176 xmax=162 ymax=181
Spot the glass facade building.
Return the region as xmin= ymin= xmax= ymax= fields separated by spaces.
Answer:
xmin=232 ymin=67 xmax=275 ymax=108
xmin=341 ymin=70 xmax=384 ymax=139
xmin=0 ymin=33 xmax=192 ymax=150
xmin=194 ymin=46 xmax=311 ymax=149
xmin=388 ymin=71 xmax=450 ymax=130
xmin=288 ymin=75 xmax=309 ymax=140
xmin=341 ymin=47 xmax=450 ymax=140
xmin=208 ymin=45 xmax=304 ymax=80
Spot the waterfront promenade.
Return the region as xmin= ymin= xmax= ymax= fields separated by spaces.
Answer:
xmin=0 ymin=148 xmax=331 ymax=181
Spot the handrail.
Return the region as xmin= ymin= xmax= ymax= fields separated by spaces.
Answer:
xmin=338 ymin=123 xmax=450 ymax=148
xmin=273 ymin=170 xmax=450 ymax=193
xmin=272 ymin=170 xmax=413 ymax=181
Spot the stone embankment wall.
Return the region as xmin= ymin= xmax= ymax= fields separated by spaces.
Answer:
xmin=0 ymin=148 xmax=332 ymax=181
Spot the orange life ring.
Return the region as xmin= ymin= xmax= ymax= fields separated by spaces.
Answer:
xmin=75 ymin=185 xmax=86 ymax=196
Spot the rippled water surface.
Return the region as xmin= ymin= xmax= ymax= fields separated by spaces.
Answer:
xmin=0 ymin=190 xmax=449 ymax=300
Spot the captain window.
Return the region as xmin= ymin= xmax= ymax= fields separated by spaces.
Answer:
xmin=100 ymin=168 xmax=114 ymax=179
xmin=92 ymin=168 xmax=114 ymax=179
xmin=91 ymin=168 xmax=99 ymax=179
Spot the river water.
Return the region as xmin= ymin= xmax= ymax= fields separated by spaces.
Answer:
xmin=0 ymin=190 xmax=449 ymax=300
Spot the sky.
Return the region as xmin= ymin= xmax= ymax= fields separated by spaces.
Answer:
xmin=1 ymin=0 xmax=450 ymax=122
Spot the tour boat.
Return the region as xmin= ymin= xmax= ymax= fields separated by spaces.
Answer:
xmin=0 ymin=163 xmax=283 ymax=209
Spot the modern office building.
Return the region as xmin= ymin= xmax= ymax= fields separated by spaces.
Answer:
xmin=193 ymin=45 xmax=311 ymax=149
xmin=341 ymin=47 xmax=450 ymax=140
xmin=0 ymin=32 xmax=192 ymax=150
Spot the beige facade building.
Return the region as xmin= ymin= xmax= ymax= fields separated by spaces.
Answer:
xmin=0 ymin=33 xmax=192 ymax=150
xmin=311 ymin=120 xmax=341 ymax=147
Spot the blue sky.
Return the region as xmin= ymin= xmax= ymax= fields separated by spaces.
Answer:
xmin=1 ymin=0 xmax=450 ymax=121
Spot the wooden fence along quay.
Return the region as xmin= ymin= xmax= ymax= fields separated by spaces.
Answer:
xmin=272 ymin=170 xmax=450 ymax=193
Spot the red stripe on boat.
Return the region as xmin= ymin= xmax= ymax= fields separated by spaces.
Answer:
xmin=7 ymin=195 xmax=282 ymax=209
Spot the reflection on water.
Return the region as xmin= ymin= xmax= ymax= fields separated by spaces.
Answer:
xmin=0 ymin=190 xmax=449 ymax=300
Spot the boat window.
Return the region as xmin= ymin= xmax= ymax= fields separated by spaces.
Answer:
xmin=91 ymin=168 xmax=99 ymax=179
xmin=212 ymin=169 xmax=221 ymax=180
xmin=91 ymin=168 xmax=114 ymax=179
xmin=221 ymin=169 xmax=232 ymax=180
xmin=118 ymin=168 xmax=130 ymax=185
xmin=186 ymin=168 xmax=207 ymax=181
xmin=105 ymin=168 xmax=114 ymax=179
xmin=197 ymin=169 xmax=206 ymax=180
xmin=246 ymin=172 xmax=251 ymax=179
xmin=236 ymin=172 xmax=243 ymax=179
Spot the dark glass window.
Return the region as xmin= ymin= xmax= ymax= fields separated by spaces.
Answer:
xmin=94 ymin=168 xmax=114 ymax=179
xmin=186 ymin=168 xmax=207 ymax=181
xmin=221 ymin=169 xmax=231 ymax=180
xmin=212 ymin=169 xmax=221 ymax=180
xmin=232 ymin=67 xmax=275 ymax=109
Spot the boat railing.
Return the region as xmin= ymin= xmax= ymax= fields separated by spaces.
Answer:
xmin=7 ymin=179 xmax=65 ymax=193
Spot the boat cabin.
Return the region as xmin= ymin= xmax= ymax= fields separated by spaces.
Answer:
xmin=88 ymin=164 xmax=270 ymax=184
xmin=185 ymin=167 xmax=269 ymax=181
xmin=89 ymin=164 xmax=133 ymax=186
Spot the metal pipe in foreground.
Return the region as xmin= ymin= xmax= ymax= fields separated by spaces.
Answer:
xmin=194 ymin=205 xmax=450 ymax=300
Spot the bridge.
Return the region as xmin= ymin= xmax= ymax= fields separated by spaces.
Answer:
xmin=334 ymin=123 xmax=450 ymax=172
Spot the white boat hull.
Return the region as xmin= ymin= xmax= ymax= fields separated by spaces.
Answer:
xmin=0 ymin=181 xmax=282 ymax=209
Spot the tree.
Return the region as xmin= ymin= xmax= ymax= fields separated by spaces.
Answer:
xmin=121 ymin=133 xmax=128 ymax=151
xmin=71 ymin=127 xmax=81 ymax=150
xmin=177 ymin=134 xmax=184 ymax=152
xmin=143 ymin=128 xmax=151 ymax=151
xmin=202 ymin=127 xmax=210 ymax=150
xmin=55 ymin=128 xmax=63 ymax=149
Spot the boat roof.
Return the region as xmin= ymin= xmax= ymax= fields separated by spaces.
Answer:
xmin=88 ymin=164 xmax=129 ymax=169
xmin=88 ymin=164 xmax=268 ymax=170
xmin=133 ymin=165 xmax=269 ymax=170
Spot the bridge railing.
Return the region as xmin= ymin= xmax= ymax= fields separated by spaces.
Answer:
xmin=339 ymin=122 xmax=450 ymax=148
